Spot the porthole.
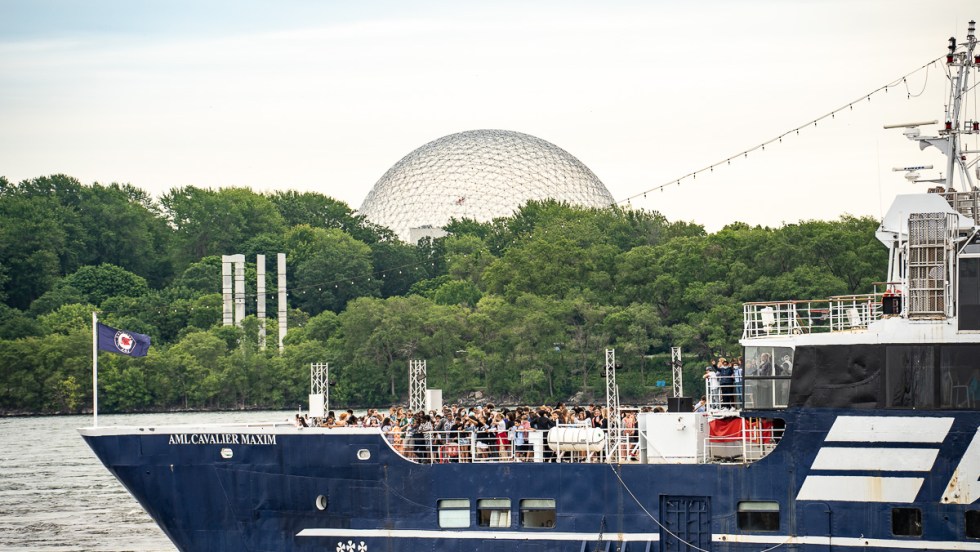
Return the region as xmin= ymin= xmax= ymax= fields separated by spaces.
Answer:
xmin=315 ymin=495 xmax=328 ymax=511
xmin=220 ymin=448 xmax=233 ymax=459
xmin=357 ymin=449 xmax=371 ymax=461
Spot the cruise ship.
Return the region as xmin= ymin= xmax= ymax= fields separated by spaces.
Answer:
xmin=81 ymin=21 xmax=980 ymax=552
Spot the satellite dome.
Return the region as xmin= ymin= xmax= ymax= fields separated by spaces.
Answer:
xmin=359 ymin=129 xmax=615 ymax=242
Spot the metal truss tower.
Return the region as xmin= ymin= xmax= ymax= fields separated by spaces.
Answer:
xmin=604 ymin=349 xmax=624 ymax=463
xmin=409 ymin=359 xmax=427 ymax=413
xmin=309 ymin=362 xmax=329 ymax=417
xmin=671 ymin=347 xmax=683 ymax=398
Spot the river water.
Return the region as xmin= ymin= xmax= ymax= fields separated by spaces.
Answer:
xmin=0 ymin=411 xmax=292 ymax=552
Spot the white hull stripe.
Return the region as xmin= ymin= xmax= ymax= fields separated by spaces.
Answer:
xmin=298 ymin=528 xmax=659 ymax=541
xmin=811 ymin=447 xmax=939 ymax=471
xmin=714 ymin=533 xmax=980 ymax=550
xmin=824 ymin=416 xmax=953 ymax=443
xmin=298 ymin=529 xmax=980 ymax=550
xmin=941 ymin=426 xmax=980 ymax=504
xmin=797 ymin=475 xmax=924 ymax=503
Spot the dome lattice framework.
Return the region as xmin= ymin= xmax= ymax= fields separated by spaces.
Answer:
xmin=359 ymin=129 xmax=616 ymax=242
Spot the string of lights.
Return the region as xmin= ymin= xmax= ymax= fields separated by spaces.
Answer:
xmin=616 ymin=56 xmax=944 ymax=206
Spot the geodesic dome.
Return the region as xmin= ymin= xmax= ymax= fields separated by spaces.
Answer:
xmin=359 ymin=129 xmax=615 ymax=242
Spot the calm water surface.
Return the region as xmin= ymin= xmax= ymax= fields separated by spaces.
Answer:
xmin=0 ymin=411 xmax=292 ymax=551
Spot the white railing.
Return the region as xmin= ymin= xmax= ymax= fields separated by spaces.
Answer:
xmin=742 ymin=293 xmax=882 ymax=338
xmin=702 ymin=420 xmax=784 ymax=463
xmin=383 ymin=428 xmax=541 ymax=464
xmin=942 ymin=190 xmax=980 ymax=225
xmin=381 ymin=427 xmax=624 ymax=464
xmin=701 ymin=380 xmax=743 ymax=412
xmin=380 ymin=421 xmax=778 ymax=466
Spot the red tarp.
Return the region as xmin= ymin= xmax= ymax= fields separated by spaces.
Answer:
xmin=708 ymin=418 xmax=773 ymax=443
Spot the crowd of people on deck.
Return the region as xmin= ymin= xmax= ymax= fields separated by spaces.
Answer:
xmin=291 ymin=402 xmax=666 ymax=463
xmin=698 ymin=356 xmax=743 ymax=411
xmin=287 ymin=357 xmax=757 ymax=462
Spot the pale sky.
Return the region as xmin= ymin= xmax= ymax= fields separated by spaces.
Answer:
xmin=1 ymin=0 xmax=977 ymax=232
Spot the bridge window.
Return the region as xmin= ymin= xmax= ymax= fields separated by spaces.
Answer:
xmin=941 ymin=345 xmax=980 ymax=410
xmin=885 ymin=347 xmax=935 ymax=408
xmin=959 ymin=257 xmax=980 ymax=331
xmin=967 ymin=510 xmax=980 ymax=539
xmin=737 ymin=501 xmax=779 ymax=531
xmin=520 ymin=499 xmax=556 ymax=528
xmin=478 ymin=498 xmax=511 ymax=528
xmin=743 ymin=346 xmax=793 ymax=409
xmin=892 ymin=507 xmax=922 ymax=537
xmin=438 ymin=499 xmax=470 ymax=528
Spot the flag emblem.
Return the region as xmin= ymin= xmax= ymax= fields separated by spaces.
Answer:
xmin=114 ymin=331 xmax=136 ymax=354
xmin=97 ymin=323 xmax=151 ymax=357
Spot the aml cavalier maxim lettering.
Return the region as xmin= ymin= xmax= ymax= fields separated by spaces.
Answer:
xmin=168 ymin=433 xmax=277 ymax=446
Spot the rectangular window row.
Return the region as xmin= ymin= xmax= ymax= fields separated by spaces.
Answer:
xmin=736 ymin=503 xmax=980 ymax=539
xmin=440 ymin=500 xmax=980 ymax=538
xmin=438 ymin=498 xmax=556 ymax=529
xmin=885 ymin=345 xmax=980 ymax=410
xmin=893 ymin=508 xmax=980 ymax=539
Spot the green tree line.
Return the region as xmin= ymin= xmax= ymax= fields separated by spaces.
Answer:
xmin=0 ymin=174 xmax=887 ymax=413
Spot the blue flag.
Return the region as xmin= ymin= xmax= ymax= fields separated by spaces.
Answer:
xmin=97 ymin=323 xmax=151 ymax=357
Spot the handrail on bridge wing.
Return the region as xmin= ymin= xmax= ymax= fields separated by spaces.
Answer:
xmin=743 ymin=294 xmax=882 ymax=338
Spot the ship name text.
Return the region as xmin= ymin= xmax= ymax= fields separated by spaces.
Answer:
xmin=168 ymin=433 xmax=277 ymax=446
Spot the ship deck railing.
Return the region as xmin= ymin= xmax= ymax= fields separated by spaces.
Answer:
xmin=380 ymin=423 xmax=781 ymax=466
xmin=382 ymin=428 xmax=580 ymax=465
xmin=742 ymin=292 xmax=883 ymax=338
xmin=696 ymin=381 xmax=784 ymax=463
xmin=700 ymin=422 xmax=784 ymax=464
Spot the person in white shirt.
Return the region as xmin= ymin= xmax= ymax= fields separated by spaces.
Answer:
xmin=704 ymin=366 xmax=720 ymax=409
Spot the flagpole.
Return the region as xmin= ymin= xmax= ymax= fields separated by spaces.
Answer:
xmin=92 ymin=311 xmax=98 ymax=428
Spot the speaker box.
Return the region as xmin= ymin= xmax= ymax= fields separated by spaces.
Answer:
xmin=667 ymin=397 xmax=693 ymax=413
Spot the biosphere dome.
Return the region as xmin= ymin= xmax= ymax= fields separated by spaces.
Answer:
xmin=359 ymin=129 xmax=616 ymax=242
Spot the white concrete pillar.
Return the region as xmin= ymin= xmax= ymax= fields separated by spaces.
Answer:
xmin=257 ymin=254 xmax=266 ymax=349
xmin=277 ymin=253 xmax=287 ymax=352
xmin=232 ymin=254 xmax=246 ymax=326
xmin=221 ymin=255 xmax=235 ymax=326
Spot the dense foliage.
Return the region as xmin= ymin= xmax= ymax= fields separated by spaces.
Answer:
xmin=0 ymin=174 xmax=887 ymax=413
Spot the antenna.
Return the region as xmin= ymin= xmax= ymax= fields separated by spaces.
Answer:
xmin=892 ymin=165 xmax=934 ymax=183
xmin=890 ymin=20 xmax=978 ymax=194
xmin=883 ymin=120 xmax=938 ymax=129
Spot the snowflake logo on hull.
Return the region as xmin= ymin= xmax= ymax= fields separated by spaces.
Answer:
xmin=336 ymin=540 xmax=367 ymax=552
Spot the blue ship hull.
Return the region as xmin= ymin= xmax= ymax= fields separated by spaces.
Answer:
xmin=80 ymin=407 xmax=980 ymax=552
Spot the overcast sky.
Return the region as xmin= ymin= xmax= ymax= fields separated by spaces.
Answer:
xmin=1 ymin=0 xmax=977 ymax=231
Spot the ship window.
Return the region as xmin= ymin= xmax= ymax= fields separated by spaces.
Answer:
xmin=885 ymin=347 xmax=935 ymax=408
xmin=520 ymin=499 xmax=556 ymax=528
xmin=892 ymin=507 xmax=922 ymax=537
xmin=478 ymin=498 xmax=511 ymax=528
xmin=967 ymin=510 xmax=980 ymax=538
xmin=941 ymin=345 xmax=980 ymax=410
xmin=743 ymin=346 xmax=793 ymax=409
xmin=438 ymin=499 xmax=470 ymax=528
xmin=737 ymin=501 xmax=779 ymax=531
xmin=959 ymin=257 xmax=980 ymax=331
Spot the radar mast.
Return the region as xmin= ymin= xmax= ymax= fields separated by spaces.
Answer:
xmin=889 ymin=20 xmax=978 ymax=193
